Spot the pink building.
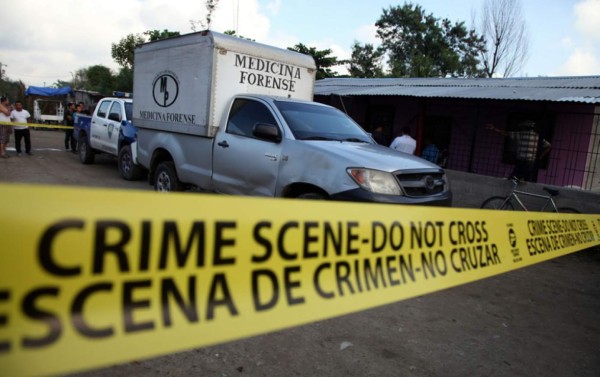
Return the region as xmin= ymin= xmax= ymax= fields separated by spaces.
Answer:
xmin=315 ymin=76 xmax=600 ymax=191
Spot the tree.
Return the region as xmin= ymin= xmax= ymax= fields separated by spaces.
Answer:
xmin=111 ymin=33 xmax=146 ymax=70
xmin=191 ymin=0 xmax=220 ymax=31
xmin=478 ymin=0 xmax=529 ymax=77
xmin=144 ymin=29 xmax=180 ymax=42
xmin=113 ymin=67 xmax=133 ymax=93
xmin=70 ymin=65 xmax=115 ymax=95
xmin=112 ymin=30 xmax=181 ymax=70
xmin=375 ymin=3 xmax=485 ymax=78
xmin=52 ymin=80 xmax=72 ymax=89
xmin=347 ymin=42 xmax=385 ymax=78
xmin=287 ymin=43 xmax=340 ymax=80
xmin=224 ymin=30 xmax=254 ymax=41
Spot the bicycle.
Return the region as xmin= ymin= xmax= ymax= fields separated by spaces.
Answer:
xmin=480 ymin=177 xmax=580 ymax=213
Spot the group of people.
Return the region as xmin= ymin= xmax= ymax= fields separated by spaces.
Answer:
xmin=383 ymin=126 xmax=443 ymax=165
xmin=0 ymin=98 xmax=89 ymax=158
xmin=0 ymin=97 xmax=33 ymax=158
xmin=375 ymin=121 xmax=549 ymax=182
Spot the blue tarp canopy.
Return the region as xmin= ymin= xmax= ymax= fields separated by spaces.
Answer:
xmin=25 ymin=86 xmax=73 ymax=97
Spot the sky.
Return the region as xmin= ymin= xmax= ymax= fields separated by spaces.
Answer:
xmin=1 ymin=0 xmax=599 ymax=88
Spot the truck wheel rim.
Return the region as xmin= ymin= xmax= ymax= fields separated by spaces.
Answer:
xmin=157 ymin=171 xmax=170 ymax=191
xmin=122 ymin=153 xmax=132 ymax=173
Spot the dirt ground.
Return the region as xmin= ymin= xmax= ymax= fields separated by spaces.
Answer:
xmin=1 ymin=129 xmax=599 ymax=377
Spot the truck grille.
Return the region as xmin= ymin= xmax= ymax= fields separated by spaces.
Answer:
xmin=394 ymin=171 xmax=446 ymax=197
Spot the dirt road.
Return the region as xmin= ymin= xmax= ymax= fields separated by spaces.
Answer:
xmin=1 ymin=130 xmax=599 ymax=376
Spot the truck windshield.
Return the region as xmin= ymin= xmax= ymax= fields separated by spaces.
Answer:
xmin=274 ymin=101 xmax=372 ymax=143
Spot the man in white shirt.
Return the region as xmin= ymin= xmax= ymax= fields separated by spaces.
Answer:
xmin=11 ymin=100 xmax=32 ymax=156
xmin=390 ymin=126 xmax=416 ymax=154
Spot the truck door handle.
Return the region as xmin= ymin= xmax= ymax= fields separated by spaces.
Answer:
xmin=264 ymin=153 xmax=278 ymax=161
xmin=217 ymin=140 xmax=229 ymax=148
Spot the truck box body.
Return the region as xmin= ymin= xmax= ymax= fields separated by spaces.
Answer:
xmin=133 ymin=31 xmax=315 ymax=137
xmin=133 ymin=31 xmax=451 ymax=206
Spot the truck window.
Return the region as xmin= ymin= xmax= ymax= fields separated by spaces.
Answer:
xmin=108 ymin=102 xmax=123 ymax=122
xmin=226 ymin=99 xmax=278 ymax=138
xmin=124 ymin=102 xmax=133 ymax=121
xmin=96 ymin=101 xmax=111 ymax=119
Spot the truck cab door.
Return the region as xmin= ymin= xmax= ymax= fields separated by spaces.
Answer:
xmin=212 ymin=98 xmax=284 ymax=196
xmin=104 ymin=101 xmax=123 ymax=155
xmin=90 ymin=100 xmax=112 ymax=151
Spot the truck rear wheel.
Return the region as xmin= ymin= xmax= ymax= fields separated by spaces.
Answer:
xmin=118 ymin=145 xmax=143 ymax=181
xmin=155 ymin=161 xmax=183 ymax=192
xmin=79 ymin=137 xmax=95 ymax=164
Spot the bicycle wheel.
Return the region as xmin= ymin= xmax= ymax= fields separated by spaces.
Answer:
xmin=480 ymin=196 xmax=514 ymax=210
xmin=557 ymin=207 xmax=580 ymax=213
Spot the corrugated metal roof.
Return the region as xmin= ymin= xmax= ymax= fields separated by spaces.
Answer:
xmin=314 ymin=76 xmax=600 ymax=103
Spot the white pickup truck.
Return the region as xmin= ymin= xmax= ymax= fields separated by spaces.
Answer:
xmin=133 ymin=31 xmax=451 ymax=205
xmin=74 ymin=97 xmax=144 ymax=180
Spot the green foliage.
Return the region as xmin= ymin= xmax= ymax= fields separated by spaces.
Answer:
xmin=144 ymin=29 xmax=180 ymax=42
xmin=111 ymin=34 xmax=146 ymax=70
xmin=0 ymin=76 xmax=26 ymax=103
xmin=52 ymin=80 xmax=72 ymax=89
xmin=76 ymin=65 xmax=115 ymax=95
xmin=114 ymin=67 xmax=133 ymax=93
xmin=223 ymin=30 xmax=255 ymax=41
xmin=375 ymin=3 xmax=485 ymax=78
xmin=348 ymin=42 xmax=385 ymax=78
xmin=287 ymin=43 xmax=340 ymax=80
xmin=111 ymin=30 xmax=180 ymax=70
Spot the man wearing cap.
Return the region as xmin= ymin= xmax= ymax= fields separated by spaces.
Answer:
xmin=487 ymin=120 xmax=551 ymax=182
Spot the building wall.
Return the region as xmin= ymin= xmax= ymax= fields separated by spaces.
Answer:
xmin=315 ymin=95 xmax=599 ymax=191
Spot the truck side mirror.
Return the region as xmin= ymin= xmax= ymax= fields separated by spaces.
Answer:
xmin=253 ymin=123 xmax=282 ymax=143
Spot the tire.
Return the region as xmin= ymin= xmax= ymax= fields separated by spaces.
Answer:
xmin=480 ymin=196 xmax=514 ymax=210
xmin=154 ymin=161 xmax=183 ymax=192
xmin=558 ymin=207 xmax=580 ymax=213
xmin=79 ymin=137 xmax=95 ymax=164
xmin=297 ymin=192 xmax=327 ymax=200
xmin=118 ymin=145 xmax=143 ymax=181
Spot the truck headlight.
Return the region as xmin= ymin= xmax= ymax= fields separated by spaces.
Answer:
xmin=347 ymin=168 xmax=402 ymax=195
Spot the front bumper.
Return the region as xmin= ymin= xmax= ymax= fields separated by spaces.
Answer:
xmin=330 ymin=188 xmax=453 ymax=207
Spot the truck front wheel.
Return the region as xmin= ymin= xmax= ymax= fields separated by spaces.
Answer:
xmin=79 ymin=137 xmax=95 ymax=164
xmin=155 ymin=161 xmax=183 ymax=192
xmin=118 ymin=145 xmax=144 ymax=181
xmin=297 ymin=192 xmax=327 ymax=200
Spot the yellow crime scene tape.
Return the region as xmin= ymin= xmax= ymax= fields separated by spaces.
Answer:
xmin=0 ymin=183 xmax=599 ymax=376
xmin=0 ymin=121 xmax=72 ymax=130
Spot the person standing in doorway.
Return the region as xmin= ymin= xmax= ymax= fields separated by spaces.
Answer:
xmin=421 ymin=137 xmax=440 ymax=164
xmin=487 ymin=121 xmax=551 ymax=182
xmin=11 ymin=101 xmax=33 ymax=156
xmin=390 ymin=126 xmax=416 ymax=154
xmin=371 ymin=125 xmax=389 ymax=145
xmin=0 ymin=97 xmax=12 ymax=158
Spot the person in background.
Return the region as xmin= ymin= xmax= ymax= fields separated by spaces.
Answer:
xmin=0 ymin=97 xmax=12 ymax=158
xmin=487 ymin=121 xmax=551 ymax=182
xmin=11 ymin=100 xmax=33 ymax=156
xmin=64 ymin=102 xmax=77 ymax=153
xmin=371 ymin=125 xmax=389 ymax=145
xmin=390 ymin=126 xmax=416 ymax=154
xmin=421 ymin=137 xmax=440 ymax=164
xmin=78 ymin=101 xmax=90 ymax=115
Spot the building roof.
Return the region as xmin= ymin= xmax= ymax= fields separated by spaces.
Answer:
xmin=314 ymin=76 xmax=600 ymax=104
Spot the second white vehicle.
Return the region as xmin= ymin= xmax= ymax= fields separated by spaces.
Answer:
xmin=74 ymin=97 xmax=144 ymax=180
